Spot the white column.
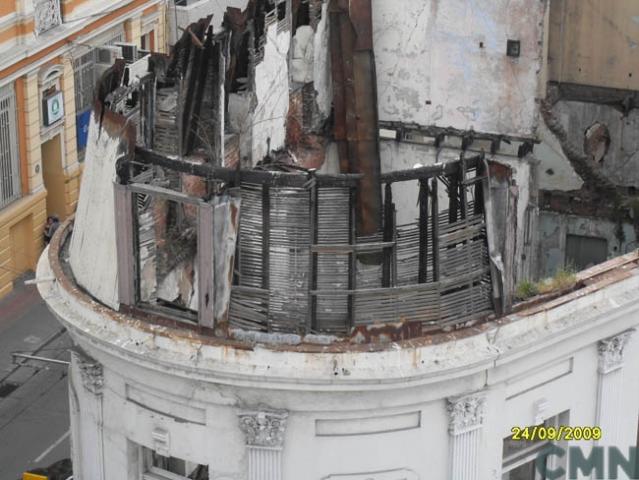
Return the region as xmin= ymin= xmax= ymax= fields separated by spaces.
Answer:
xmin=596 ymin=330 xmax=634 ymax=446
xmin=71 ymin=351 xmax=105 ymax=480
xmin=447 ymin=394 xmax=486 ymax=480
xmin=238 ymin=410 xmax=288 ymax=480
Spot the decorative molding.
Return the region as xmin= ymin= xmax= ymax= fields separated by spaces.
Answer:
xmin=34 ymin=0 xmax=62 ymax=36
xmin=73 ymin=351 xmax=104 ymax=395
xmin=447 ymin=394 xmax=486 ymax=435
xmin=238 ymin=410 xmax=288 ymax=448
xmin=598 ymin=330 xmax=634 ymax=374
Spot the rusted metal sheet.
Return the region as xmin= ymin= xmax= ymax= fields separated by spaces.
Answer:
xmin=330 ymin=0 xmax=382 ymax=235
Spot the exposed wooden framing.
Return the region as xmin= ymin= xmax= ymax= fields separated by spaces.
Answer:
xmin=308 ymin=177 xmax=318 ymax=332
xmin=418 ymin=179 xmax=429 ymax=283
xmin=382 ymin=183 xmax=393 ymax=287
xmin=114 ymin=183 xmax=137 ymax=307
xmin=261 ymin=185 xmax=271 ymax=330
xmin=197 ymin=202 xmax=215 ymax=328
xmin=431 ymin=177 xmax=440 ymax=282
xmin=134 ymin=146 xmax=362 ymax=187
xmin=129 ymin=183 xmax=203 ymax=205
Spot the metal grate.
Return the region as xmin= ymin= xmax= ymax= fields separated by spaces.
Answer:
xmin=0 ymin=84 xmax=20 ymax=210
xmin=73 ymin=50 xmax=96 ymax=114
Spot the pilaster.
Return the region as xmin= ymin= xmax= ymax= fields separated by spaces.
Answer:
xmin=596 ymin=330 xmax=634 ymax=446
xmin=238 ymin=409 xmax=288 ymax=480
xmin=447 ymin=393 xmax=486 ymax=480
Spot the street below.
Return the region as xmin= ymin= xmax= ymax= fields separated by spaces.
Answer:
xmin=0 ymin=274 xmax=71 ymax=480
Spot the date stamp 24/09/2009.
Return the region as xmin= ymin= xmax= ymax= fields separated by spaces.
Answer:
xmin=511 ymin=426 xmax=602 ymax=442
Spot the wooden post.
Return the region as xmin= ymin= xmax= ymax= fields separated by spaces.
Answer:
xmin=348 ymin=186 xmax=357 ymax=329
xmin=114 ymin=183 xmax=137 ymax=307
xmin=431 ymin=178 xmax=440 ymax=282
xmin=418 ymin=179 xmax=429 ymax=283
xmin=262 ymin=185 xmax=271 ymax=330
xmin=197 ymin=202 xmax=215 ymax=329
xmin=308 ymin=177 xmax=318 ymax=333
xmin=382 ymin=183 xmax=394 ymax=288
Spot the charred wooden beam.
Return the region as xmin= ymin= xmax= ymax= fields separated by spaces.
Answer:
xmin=382 ymin=183 xmax=394 ymax=288
xmin=431 ymin=178 xmax=440 ymax=282
xmin=418 ymin=179 xmax=429 ymax=284
xmin=379 ymin=120 xmax=538 ymax=146
xmin=261 ymin=185 xmax=271 ymax=330
xmin=134 ymin=146 xmax=362 ymax=187
xmin=379 ymin=154 xmax=481 ymax=184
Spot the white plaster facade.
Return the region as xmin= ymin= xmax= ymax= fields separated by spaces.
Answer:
xmin=38 ymin=241 xmax=639 ymax=480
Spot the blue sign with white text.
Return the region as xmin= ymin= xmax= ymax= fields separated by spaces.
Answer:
xmin=76 ymin=109 xmax=91 ymax=151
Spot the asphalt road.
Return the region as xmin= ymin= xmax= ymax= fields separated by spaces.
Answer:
xmin=0 ymin=274 xmax=71 ymax=480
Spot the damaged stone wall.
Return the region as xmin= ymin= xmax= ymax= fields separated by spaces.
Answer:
xmin=541 ymin=100 xmax=639 ymax=189
xmin=371 ymin=0 xmax=547 ymax=138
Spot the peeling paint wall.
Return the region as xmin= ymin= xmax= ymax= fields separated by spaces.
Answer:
xmin=537 ymin=211 xmax=637 ymax=278
xmin=251 ymin=21 xmax=291 ymax=162
xmin=536 ymin=121 xmax=584 ymax=191
xmin=371 ymin=0 xmax=547 ymax=137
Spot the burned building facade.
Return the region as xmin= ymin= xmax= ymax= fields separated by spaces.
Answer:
xmin=37 ymin=1 xmax=639 ymax=479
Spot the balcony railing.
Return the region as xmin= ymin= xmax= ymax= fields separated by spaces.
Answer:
xmin=34 ymin=0 xmax=62 ymax=36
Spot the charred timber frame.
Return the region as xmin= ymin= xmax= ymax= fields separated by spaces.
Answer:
xmin=121 ymin=148 xmax=498 ymax=336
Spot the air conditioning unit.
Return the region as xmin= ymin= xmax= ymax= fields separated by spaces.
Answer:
xmin=115 ymin=42 xmax=138 ymax=63
xmin=95 ymin=46 xmax=121 ymax=65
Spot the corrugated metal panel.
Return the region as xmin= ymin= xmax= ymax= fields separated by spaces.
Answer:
xmin=0 ymin=84 xmax=20 ymax=209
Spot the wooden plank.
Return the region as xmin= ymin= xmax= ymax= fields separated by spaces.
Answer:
xmin=310 ymin=241 xmax=395 ymax=254
xmin=197 ymin=202 xmax=215 ymax=328
xmin=212 ymin=192 xmax=241 ymax=325
xmin=114 ymin=183 xmax=136 ymax=307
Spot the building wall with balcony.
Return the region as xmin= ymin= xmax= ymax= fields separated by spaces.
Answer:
xmin=0 ymin=0 xmax=168 ymax=298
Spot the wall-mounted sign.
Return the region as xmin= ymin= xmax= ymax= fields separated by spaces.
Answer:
xmin=76 ymin=109 xmax=91 ymax=150
xmin=42 ymin=91 xmax=64 ymax=126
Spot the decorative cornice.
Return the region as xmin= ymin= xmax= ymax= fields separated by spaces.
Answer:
xmin=72 ymin=351 xmax=104 ymax=395
xmin=238 ymin=410 xmax=288 ymax=448
xmin=598 ymin=330 xmax=634 ymax=374
xmin=447 ymin=394 xmax=486 ymax=435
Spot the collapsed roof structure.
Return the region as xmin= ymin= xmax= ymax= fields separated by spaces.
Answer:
xmin=36 ymin=2 xmax=639 ymax=479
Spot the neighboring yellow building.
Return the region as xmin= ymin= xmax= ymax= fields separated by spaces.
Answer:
xmin=0 ymin=0 xmax=168 ymax=298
